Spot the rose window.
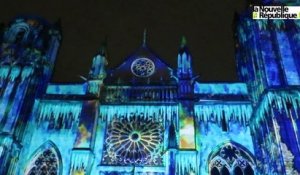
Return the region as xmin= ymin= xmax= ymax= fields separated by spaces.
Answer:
xmin=131 ymin=58 xmax=155 ymax=77
xmin=102 ymin=114 xmax=163 ymax=165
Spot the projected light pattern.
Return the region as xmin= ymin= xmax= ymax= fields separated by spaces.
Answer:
xmin=102 ymin=115 xmax=164 ymax=165
xmin=2 ymin=11 xmax=300 ymax=175
xmin=235 ymin=13 xmax=300 ymax=174
xmin=179 ymin=117 xmax=195 ymax=149
xmin=179 ymin=104 xmax=195 ymax=149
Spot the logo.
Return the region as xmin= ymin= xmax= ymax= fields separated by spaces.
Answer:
xmin=252 ymin=6 xmax=300 ymax=19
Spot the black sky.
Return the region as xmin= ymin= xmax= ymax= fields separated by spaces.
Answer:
xmin=1 ymin=0 xmax=246 ymax=82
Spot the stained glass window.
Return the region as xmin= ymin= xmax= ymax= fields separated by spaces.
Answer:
xmin=102 ymin=114 xmax=164 ymax=166
xmin=131 ymin=58 xmax=155 ymax=77
xmin=209 ymin=142 xmax=255 ymax=175
xmin=210 ymin=167 xmax=220 ymax=175
xmin=25 ymin=143 xmax=60 ymax=175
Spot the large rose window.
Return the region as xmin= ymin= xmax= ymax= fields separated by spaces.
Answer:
xmin=102 ymin=114 xmax=164 ymax=165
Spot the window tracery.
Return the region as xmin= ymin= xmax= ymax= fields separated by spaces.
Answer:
xmin=131 ymin=58 xmax=155 ymax=77
xmin=209 ymin=143 xmax=255 ymax=175
xmin=102 ymin=114 xmax=164 ymax=166
xmin=25 ymin=142 xmax=61 ymax=175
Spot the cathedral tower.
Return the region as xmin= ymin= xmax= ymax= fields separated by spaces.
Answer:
xmin=235 ymin=4 xmax=300 ymax=174
xmin=0 ymin=16 xmax=61 ymax=174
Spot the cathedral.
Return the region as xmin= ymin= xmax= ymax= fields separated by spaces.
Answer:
xmin=0 ymin=3 xmax=300 ymax=175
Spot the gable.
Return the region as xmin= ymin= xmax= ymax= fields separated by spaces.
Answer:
xmin=104 ymin=46 xmax=177 ymax=85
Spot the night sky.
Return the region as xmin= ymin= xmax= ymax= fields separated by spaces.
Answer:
xmin=1 ymin=0 xmax=246 ymax=83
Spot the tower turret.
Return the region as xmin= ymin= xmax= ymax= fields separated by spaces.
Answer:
xmin=177 ymin=37 xmax=194 ymax=99
xmin=235 ymin=4 xmax=300 ymax=174
xmin=177 ymin=36 xmax=192 ymax=79
xmin=87 ymin=42 xmax=108 ymax=96
xmin=89 ymin=44 xmax=108 ymax=80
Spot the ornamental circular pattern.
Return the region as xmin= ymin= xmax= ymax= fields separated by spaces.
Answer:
xmin=131 ymin=58 xmax=155 ymax=77
xmin=103 ymin=115 xmax=163 ymax=165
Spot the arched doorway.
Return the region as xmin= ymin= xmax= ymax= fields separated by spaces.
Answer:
xmin=24 ymin=141 xmax=62 ymax=175
xmin=208 ymin=141 xmax=255 ymax=175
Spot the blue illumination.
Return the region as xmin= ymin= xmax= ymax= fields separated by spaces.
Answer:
xmin=0 ymin=13 xmax=300 ymax=175
xmin=235 ymin=13 xmax=300 ymax=174
xmin=46 ymin=83 xmax=87 ymax=95
xmin=194 ymin=82 xmax=248 ymax=95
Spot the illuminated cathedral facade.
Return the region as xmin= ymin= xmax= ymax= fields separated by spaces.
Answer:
xmin=1 ymin=4 xmax=300 ymax=175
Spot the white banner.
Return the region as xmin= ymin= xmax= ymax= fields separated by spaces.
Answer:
xmin=252 ymin=6 xmax=300 ymax=19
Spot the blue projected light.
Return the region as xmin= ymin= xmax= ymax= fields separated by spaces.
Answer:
xmin=0 ymin=11 xmax=300 ymax=175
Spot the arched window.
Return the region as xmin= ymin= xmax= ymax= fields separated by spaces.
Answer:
xmin=25 ymin=141 xmax=62 ymax=175
xmin=15 ymin=30 xmax=26 ymax=43
xmin=208 ymin=142 xmax=255 ymax=175
xmin=5 ymin=21 xmax=30 ymax=43
xmin=210 ymin=167 xmax=220 ymax=175
xmin=221 ymin=167 xmax=230 ymax=175
xmin=233 ymin=166 xmax=243 ymax=175
xmin=244 ymin=165 xmax=254 ymax=175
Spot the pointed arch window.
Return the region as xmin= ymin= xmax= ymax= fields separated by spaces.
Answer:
xmin=221 ymin=166 xmax=230 ymax=175
xmin=244 ymin=164 xmax=254 ymax=175
xmin=233 ymin=166 xmax=243 ymax=175
xmin=210 ymin=167 xmax=220 ymax=175
xmin=15 ymin=29 xmax=26 ymax=43
xmin=5 ymin=21 xmax=30 ymax=43
xmin=208 ymin=142 xmax=255 ymax=175
xmin=25 ymin=141 xmax=61 ymax=175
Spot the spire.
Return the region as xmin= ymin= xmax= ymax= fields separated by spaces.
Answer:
xmin=99 ymin=36 xmax=108 ymax=56
xmin=180 ymin=36 xmax=187 ymax=48
xmin=142 ymin=28 xmax=147 ymax=47
xmin=54 ymin=18 xmax=62 ymax=32
xmin=179 ymin=36 xmax=189 ymax=54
